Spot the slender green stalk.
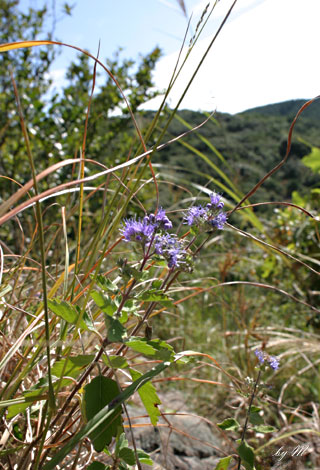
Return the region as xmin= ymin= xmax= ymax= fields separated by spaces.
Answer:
xmin=237 ymin=369 xmax=261 ymax=470
xmin=10 ymin=71 xmax=55 ymax=415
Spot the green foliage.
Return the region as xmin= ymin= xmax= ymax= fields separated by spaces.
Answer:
xmin=302 ymin=146 xmax=320 ymax=174
xmin=237 ymin=440 xmax=255 ymax=470
xmin=48 ymin=298 xmax=95 ymax=331
xmin=87 ymin=462 xmax=107 ymax=470
xmin=130 ymin=369 xmax=161 ymax=426
xmin=217 ymin=418 xmax=240 ymax=431
xmin=82 ymin=376 xmax=124 ymax=452
xmin=214 ymin=456 xmax=233 ymax=470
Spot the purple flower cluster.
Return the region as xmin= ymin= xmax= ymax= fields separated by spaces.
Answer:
xmin=154 ymin=233 xmax=186 ymax=269
xmin=120 ymin=208 xmax=185 ymax=269
xmin=120 ymin=216 xmax=155 ymax=242
xmin=120 ymin=207 xmax=172 ymax=243
xmin=120 ymin=193 xmax=226 ymax=270
xmin=143 ymin=208 xmax=173 ymax=231
xmin=254 ymin=349 xmax=280 ymax=370
xmin=184 ymin=192 xmax=227 ymax=231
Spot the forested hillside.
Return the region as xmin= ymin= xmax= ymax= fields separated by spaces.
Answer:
xmin=150 ymin=99 xmax=320 ymax=207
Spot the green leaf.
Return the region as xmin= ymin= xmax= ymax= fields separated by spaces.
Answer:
xmin=6 ymin=390 xmax=46 ymax=418
xmin=48 ymin=299 xmax=76 ymax=322
xmin=104 ymin=316 xmax=126 ymax=342
xmin=217 ymin=418 xmax=240 ymax=431
xmin=68 ymin=354 xmax=95 ymax=367
xmin=91 ymin=290 xmax=117 ymax=317
xmin=102 ymin=355 xmax=128 ymax=369
xmin=48 ymin=299 xmax=94 ymax=331
xmin=83 ymin=376 xmax=123 ymax=452
xmin=249 ymin=411 xmax=264 ymax=425
xmin=126 ymin=338 xmax=174 ymax=360
xmin=43 ymin=361 xmax=170 ymax=470
xmin=13 ymin=424 xmax=24 ymax=440
xmin=51 ymin=355 xmax=94 ymax=380
xmin=136 ymin=449 xmax=153 ymax=465
xmin=87 ymin=462 xmax=107 ymax=470
xmin=139 ymin=289 xmax=173 ymax=306
xmin=95 ymin=275 xmax=119 ymax=293
xmin=302 ymin=146 xmax=320 ymax=174
xmin=253 ymin=424 xmax=277 ymax=433
xmin=126 ymin=339 xmax=157 ymax=356
xmin=237 ymin=441 xmax=255 ymax=470
xmin=120 ymin=264 xmax=144 ymax=281
xmin=119 ymin=447 xmax=136 ymax=466
xmin=214 ymin=455 xmax=232 ymax=469
xmin=130 ymin=369 xmax=161 ymax=426
xmin=250 ymin=406 xmax=261 ymax=413
xmin=151 ymin=280 xmax=163 ymax=289
xmin=115 ymin=432 xmax=128 ymax=455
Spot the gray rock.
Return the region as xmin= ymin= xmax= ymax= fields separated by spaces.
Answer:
xmin=126 ymin=391 xmax=223 ymax=470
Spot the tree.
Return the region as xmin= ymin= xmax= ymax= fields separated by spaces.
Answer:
xmin=0 ymin=1 xmax=162 ymax=250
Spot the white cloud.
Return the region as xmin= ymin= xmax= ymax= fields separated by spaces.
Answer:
xmin=145 ymin=0 xmax=320 ymax=114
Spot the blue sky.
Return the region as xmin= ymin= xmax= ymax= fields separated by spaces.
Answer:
xmin=19 ymin=0 xmax=320 ymax=114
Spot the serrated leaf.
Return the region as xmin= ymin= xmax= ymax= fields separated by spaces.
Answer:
xmin=130 ymin=369 xmax=161 ymax=426
xmin=126 ymin=339 xmax=157 ymax=356
xmin=102 ymin=355 xmax=128 ymax=369
xmin=83 ymin=376 xmax=123 ymax=452
xmin=48 ymin=299 xmax=89 ymax=330
xmin=214 ymin=455 xmax=232 ymax=469
xmin=87 ymin=462 xmax=106 ymax=470
xmin=237 ymin=441 xmax=255 ymax=469
xmin=126 ymin=338 xmax=174 ymax=360
xmin=95 ymin=275 xmax=118 ymax=293
xmin=121 ymin=265 xmax=144 ymax=281
xmin=151 ymin=280 xmax=163 ymax=289
xmin=250 ymin=406 xmax=261 ymax=413
xmin=249 ymin=411 xmax=264 ymax=425
xmin=51 ymin=355 xmax=94 ymax=380
xmin=139 ymin=289 xmax=173 ymax=306
xmin=68 ymin=354 xmax=95 ymax=367
xmin=119 ymin=447 xmax=136 ymax=466
xmin=253 ymin=425 xmax=276 ymax=433
xmin=217 ymin=418 xmax=240 ymax=431
xmin=104 ymin=316 xmax=126 ymax=342
xmin=91 ymin=291 xmax=117 ymax=317
xmin=136 ymin=449 xmax=153 ymax=465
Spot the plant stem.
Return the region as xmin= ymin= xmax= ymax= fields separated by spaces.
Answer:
xmin=237 ymin=368 xmax=261 ymax=470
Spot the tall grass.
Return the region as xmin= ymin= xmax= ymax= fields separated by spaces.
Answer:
xmin=0 ymin=2 xmax=319 ymax=469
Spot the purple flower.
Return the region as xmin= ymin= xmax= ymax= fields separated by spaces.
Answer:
xmin=184 ymin=193 xmax=227 ymax=231
xmin=255 ymin=349 xmax=265 ymax=364
xmin=269 ymin=356 xmax=280 ymax=370
xmin=154 ymin=233 xmax=186 ymax=268
xmin=144 ymin=207 xmax=173 ymax=230
xmin=207 ymin=192 xmax=224 ymax=210
xmin=210 ymin=212 xmax=227 ymax=230
xmin=255 ymin=349 xmax=280 ymax=370
xmin=120 ymin=217 xmax=155 ymax=243
xmin=184 ymin=205 xmax=207 ymax=226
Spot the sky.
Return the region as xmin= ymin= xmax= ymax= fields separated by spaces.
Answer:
xmin=19 ymin=0 xmax=320 ymax=114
